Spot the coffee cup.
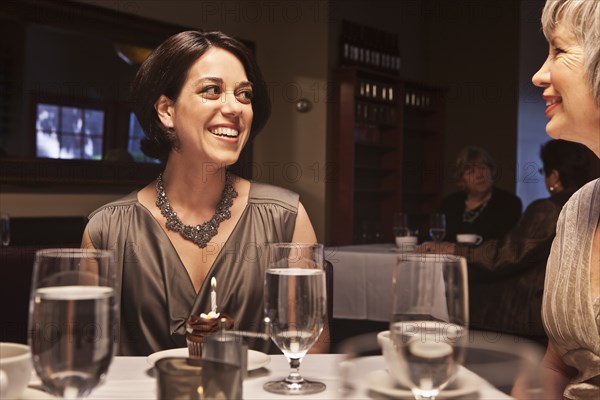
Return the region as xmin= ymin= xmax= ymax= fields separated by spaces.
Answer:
xmin=0 ymin=342 xmax=32 ymax=399
xmin=395 ymin=236 xmax=417 ymax=248
xmin=456 ymin=234 xmax=483 ymax=246
xmin=377 ymin=331 xmax=412 ymax=388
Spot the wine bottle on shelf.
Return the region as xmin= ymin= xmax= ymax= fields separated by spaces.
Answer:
xmin=382 ymin=33 xmax=390 ymax=71
xmin=340 ymin=24 xmax=350 ymax=65
xmin=357 ymin=25 xmax=364 ymax=65
xmin=340 ymin=20 xmax=352 ymax=66
xmin=364 ymin=27 xmax=373 ymax=69
xmin=392 ymin=35 xmax=401 ymax=72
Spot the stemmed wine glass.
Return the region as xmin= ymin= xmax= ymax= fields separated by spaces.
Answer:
xmin=390 ymin=253 xmax=469 ymax=399
xmin=263 ymin=243 xmax=327 ymax=395
xmin=28 ymin=248 xmax=117 ymax=399
xmin=393 ymin=212 xmax=412 ymax=237
xmin=429 ymin=213 xmax=446 ymax=242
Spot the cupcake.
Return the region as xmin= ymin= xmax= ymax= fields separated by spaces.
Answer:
xmin=186 ymin=313 xmax=234 ymax=358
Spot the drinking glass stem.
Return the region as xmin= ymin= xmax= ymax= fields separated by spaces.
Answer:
xmin=285 ymin=357 xmax=304 ymax=384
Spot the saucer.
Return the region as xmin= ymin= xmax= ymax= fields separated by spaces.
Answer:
xmin=388 ymin=245 xmax=416 ymax=254
xmin=146 ymin=347 xmax=271 ymax=371
xmin=366 ymin=368 xmax=479 ymax=399
xmin=21 ymin=388 xmax=54 ymax=399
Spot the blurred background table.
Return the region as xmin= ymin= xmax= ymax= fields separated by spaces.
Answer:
xmin=326 ymin=243 xmax=403 ymax=345
xmin=326 ymin=243 xmax=401 ymax=322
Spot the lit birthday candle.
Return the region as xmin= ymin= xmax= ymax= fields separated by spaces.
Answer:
xmin=200 ymin=277 xmax=219 ymax=319
xmin=210 ymin=277 xmax=217 ymax=314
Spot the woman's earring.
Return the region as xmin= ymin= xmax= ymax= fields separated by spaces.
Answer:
xmin=549 ymin=185 xmax=555 ymax=192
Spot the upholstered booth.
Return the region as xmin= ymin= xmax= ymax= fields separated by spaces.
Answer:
xmin=0 ymin=217 xmax=87 ymax=343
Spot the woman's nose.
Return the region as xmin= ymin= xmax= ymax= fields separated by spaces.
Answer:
xmin=220 ymin=92 xmax=243 ymax=116
xmin=532 ymin=57 xmax=551 ymax=88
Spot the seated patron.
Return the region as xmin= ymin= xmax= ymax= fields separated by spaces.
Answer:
xmin=441 ymin=146 xmax=522 ymax=242
xmin=419 ymin=140 xmax=595 ymax=342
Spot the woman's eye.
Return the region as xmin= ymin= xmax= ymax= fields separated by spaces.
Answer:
xmin=201 ymin=86 xmax=222 ymax=98
xmin=553 ymin=47 xmax=565 ymax=56
xmin=236 ymin=89 xmax=253 ymax=104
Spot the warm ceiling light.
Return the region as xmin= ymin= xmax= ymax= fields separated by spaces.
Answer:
xmin=114 ymin=43 xmax=153 ymax=66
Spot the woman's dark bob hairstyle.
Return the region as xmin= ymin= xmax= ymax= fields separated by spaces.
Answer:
xmin=540 ymin=139 xmax=592 ymax=190
xmin=131 ymin=31 xmax=271 ymax=162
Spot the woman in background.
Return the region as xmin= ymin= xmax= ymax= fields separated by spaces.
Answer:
xmin=441 ymin=146 xmax=522 ymax=242
xmin=526 ymin=0 xmax=600 ymax=397
xmin=420 ymin=140 xmax=594 ymax=343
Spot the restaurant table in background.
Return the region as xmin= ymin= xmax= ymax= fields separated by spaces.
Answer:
xmin=76 ymin=354 xmax=512 ymax=399
xmin=326 ymin=243 xmax=401 ymax=321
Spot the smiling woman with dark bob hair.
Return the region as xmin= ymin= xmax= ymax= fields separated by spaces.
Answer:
xmin=132 ymin=31 xmax=271 ymax=162
xmin=82 ymin=31 xmax=328 ymax=356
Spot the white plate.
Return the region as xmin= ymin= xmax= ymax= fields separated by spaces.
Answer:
xmin=366 ymin=368 xmax=479 ymax=399
xmin=21 ymin=388 xmax=54 ymax=400
xmin=146 ymin=348 xmax=271 ymax=371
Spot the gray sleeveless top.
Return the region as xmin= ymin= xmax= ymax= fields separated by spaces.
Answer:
xmin=87 ymin=181 xmax=299 ymax=356
xmin=543 ymin=178 xmax=600 ymax=399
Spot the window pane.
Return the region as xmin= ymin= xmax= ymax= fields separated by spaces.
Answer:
xmin=84 ymin=137 xmax=103 ymax=160
xmin=59 ymin=133 xmax=81 ymax=159
xmin=36 ymin=104 xmax=59 ymax=133
xmin=128 ymin=112 xmax=159 ymax=163
xmin=128 ymin=138 xmax=141 ymax=154
xmin=128 ymin=112 xmax=144 ymax=139
xmin=61 ymin=107 xmax=82 ymax=135
xmin=84 ymin=109 xmax=104 ymax=135
xmin=36 ymin=104 xmax=60 ymax=158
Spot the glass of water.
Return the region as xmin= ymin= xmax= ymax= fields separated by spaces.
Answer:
xmin=429 ymin=213 xmax=446 ymax=242
xmin=28 ymin=248 xmax=117 ymax=399
xmin=263 ymin=243 xmax=327 ymax=395
xmin=390 ymin=253 xmax=468 ymax=399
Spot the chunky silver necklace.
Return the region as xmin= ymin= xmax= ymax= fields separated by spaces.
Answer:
xmin=462 ymin=194 xmax=491 ymax=224
xmin=156 ymin=171 xmax=238 ymax=249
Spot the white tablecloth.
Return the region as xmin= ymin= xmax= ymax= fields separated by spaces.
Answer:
xmin=79 ymin=354 xmax=511 ymax=399
xmin=327 ymin=243 xmax=401 ymax=321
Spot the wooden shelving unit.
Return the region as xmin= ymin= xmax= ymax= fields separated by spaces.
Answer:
xmin=330 ymin=67 xmax=445 ymax=245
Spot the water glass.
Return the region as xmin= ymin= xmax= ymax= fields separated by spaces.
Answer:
xmin=393 ymin=212 xmax=414 ymax=237
xmin=429 ymin=213 xmax=446 ymax=242
xmin=263 ymin=243 xmax=327 ymax=395
xmin=28 ymin=248 xmax=117 ymax=399
xmin=390 ymin=254 xmax=468 ymax=399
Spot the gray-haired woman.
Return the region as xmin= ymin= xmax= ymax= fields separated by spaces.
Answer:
xmin=521 ymin=0 xmax=600 ymax=398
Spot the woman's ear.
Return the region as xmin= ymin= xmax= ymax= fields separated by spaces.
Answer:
xmin=155 ymin=95 xmax=175 ymax=129
xmin=549 ymin=169 xmax=561 ymax=185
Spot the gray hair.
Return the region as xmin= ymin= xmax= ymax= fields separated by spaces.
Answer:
xmin=454 ymin=146 xmax=497 ymax=184
xmin=541 ymin=0 xmax=600 ymax=106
